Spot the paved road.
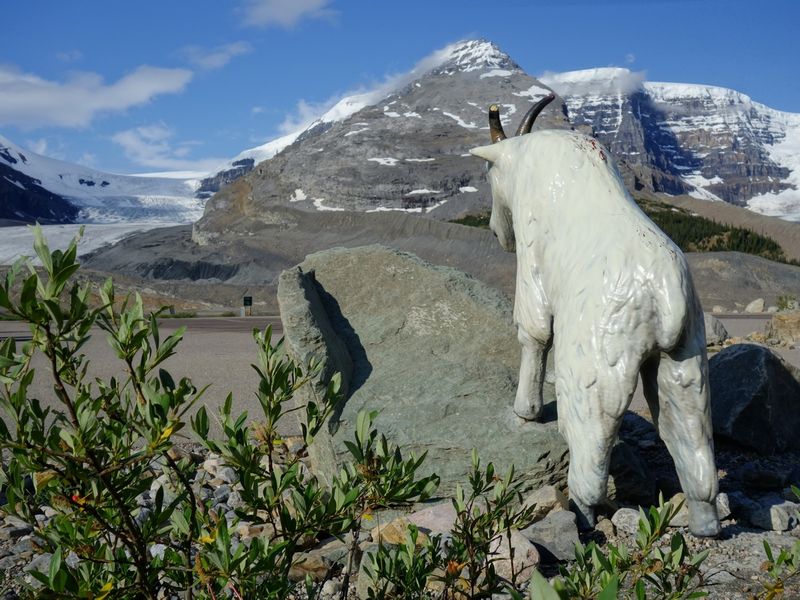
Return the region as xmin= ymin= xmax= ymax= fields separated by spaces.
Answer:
xmin=0 ymin=316 xmax=293 ymax=437
xmin=1 ymin=313 xmax=795 ymax=436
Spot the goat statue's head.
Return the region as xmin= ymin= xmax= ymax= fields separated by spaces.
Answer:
xmin=470 ymin=93 xmax=555 ymax=253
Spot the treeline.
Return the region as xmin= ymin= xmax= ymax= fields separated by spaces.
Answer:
xmin=635 ymin=200 xmax=794 ymax=265
xmin=450 ymin=200 xmax=796 ymax=266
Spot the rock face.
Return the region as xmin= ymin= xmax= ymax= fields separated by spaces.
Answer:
xmin=709 ymin=344 xmax=800 ymax=454
xmin=542 ymin=68 xmax=800 ymax=209
xmin=765 ymin=311 xmax=800 ymax=344
xmin=0 ymin=160 xmax=78 ymax=224
xmin=277 ymin=245 xmax=568 ymax=494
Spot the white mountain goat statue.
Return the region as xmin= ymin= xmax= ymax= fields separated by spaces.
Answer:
xmin=471 ymin=94 xmax=720 ymax=537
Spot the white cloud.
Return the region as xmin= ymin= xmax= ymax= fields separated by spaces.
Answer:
xmin=251 ymin=106 xmax=264 ymax=115
xmin=625 ymin=53 xmax=636 ymax=65
xmin=181 ymin=42 xmax=252 ymax=70
xmin=539 ymin=67 xmax=647 ymax=96
xmin=25 ymin=138 xmax=49 ymax=155
xmin=0 ymin=64 xmax=193 ymax=129
xmin=111 ymin=124 xmax=225 ymax=172
xmin=56 ymin=50 xmax=83 ymax=63
xmin=278 ymin=98 xmax=332 ymax=134
xmin=274 ymin=39 xmax=472 ymax=136
xmin=78 ymin=152 xmax=97 ymax=167
xmin=239 ymin=0 xmax=335 ymax=27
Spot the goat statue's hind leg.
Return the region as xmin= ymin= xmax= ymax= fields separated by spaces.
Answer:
xmin=641 ymin=349 xmax=720 ymax=538
xmin=514 ymin=328 xmax=551 ymax=422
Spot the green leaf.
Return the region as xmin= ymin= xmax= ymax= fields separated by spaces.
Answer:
xmin=598 ymin=575 xmax=619 ymax=600
xmin=31 ymin=224 xmax=53 ymax=274
xmin=529 ymin=570 xmax=563 ymax=600
xmin=48 ymin=545 xmax=63 ymax=587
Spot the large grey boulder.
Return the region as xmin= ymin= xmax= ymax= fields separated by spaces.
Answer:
xmin=709 ymin=344 xmax=800 ymax=454
xmin=278 ymin=246 xmax=569 ymax=494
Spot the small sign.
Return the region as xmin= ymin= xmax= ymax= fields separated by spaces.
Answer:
xmin=243 ymin=296 xmax=252 ymax=307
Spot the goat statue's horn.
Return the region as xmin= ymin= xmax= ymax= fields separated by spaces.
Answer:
xmin=489 ymin=104 xmax=507 ymax=143
xmin=515 ymin=93 xmax=556 ymax=136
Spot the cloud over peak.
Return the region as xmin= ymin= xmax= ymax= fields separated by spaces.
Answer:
xmin=0 ymin=64 xmax=193 ymax=129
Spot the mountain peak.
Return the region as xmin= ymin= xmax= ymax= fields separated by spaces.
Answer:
xmin=432 ymin=39 xmax=519 ymax=74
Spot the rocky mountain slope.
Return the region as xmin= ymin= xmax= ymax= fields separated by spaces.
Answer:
xmin=0 ymin=134 xmax=203 ymax=224
xmin=194 ymin=40 xmax=800 ymax=241
xmin=541 ymin=68 xmax=800 ymax=219
xmin=193 ymin=40 xmax=573 ymax=239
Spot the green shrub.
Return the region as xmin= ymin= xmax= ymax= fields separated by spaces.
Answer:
xmin=530 ymin=497 xmax=708 ymax=599
xmin=0 ymin=226 xmax=437 ymax=599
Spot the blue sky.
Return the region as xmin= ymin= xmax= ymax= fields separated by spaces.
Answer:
xmin=2 ymin=0 xmax=798 ymax=174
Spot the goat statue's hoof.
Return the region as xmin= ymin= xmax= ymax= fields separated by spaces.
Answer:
xmin=570 ymin=498 xmax=596 ymax=531
xmin=688 ymin=499 xmax=721 ymax=538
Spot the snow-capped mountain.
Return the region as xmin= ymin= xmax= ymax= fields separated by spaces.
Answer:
xmin=0 ymin=134 xmax=204 ymax=223
xmin=195 ymin=40 xmax=571 ymax=238
xmin=540 ymin=68 xmax=800 ymax=220
xmin=195 ymin=42 xmax=528 ymax=198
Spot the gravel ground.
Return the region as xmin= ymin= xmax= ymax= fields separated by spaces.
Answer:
xmin=1 ymin=315 xmax=799 ymax=597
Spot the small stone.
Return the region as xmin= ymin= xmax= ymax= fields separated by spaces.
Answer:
xmin=0 ymin=523 xmax=33 ymax=541
xmin=241 ymin=522 xmax=277 ymax=539
xmin=0 ymin=555 xmax=20 ymax=570
xmin=213 ymin=484 xmax=231 ymax=502
xmin=11 ymin=536 xmax=35 ymax=558
xmin=23 ymin=552 xmax=52 ymax=574
xmin=712 ymin=305 xmax=726 ymax=314
xmin=227 ymin=491 xmax=243 ymax=509
xmin=407 ymin=502 xmax=457 ymax=535
xmin=521 ymin=485 xmax=569 ymax=522
xmin=217 ymin=467 xmax=238 ymax=484
xmin=370 ymin=517 xmax=428 ymax=545
xmin=322 ymin=579 xmax=342 ymax=597
xmin=489 ymin=528 xmax=540 ymax=581
xmin=202 ymin=457 xmax=222 ymax=477
xmin=520 ymin=510 xmax=580 ymax=562
xmin=594 ymin=516 xmax=615 ymax=539
xmin=289 ymin=550 xmax=330 ymax=581
xmin=745 ymin=298 xmax=765 ymax=313
xmin=749 ymin=498 xmax=800 ymax=531
xmin=611 ymin=508 xmax=641 ymax=535
xmin=716 ymin=493 xmax=732 ymax=520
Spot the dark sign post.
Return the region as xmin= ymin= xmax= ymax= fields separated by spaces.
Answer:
xmin=243 ymin=296 xmax=253 ymax=317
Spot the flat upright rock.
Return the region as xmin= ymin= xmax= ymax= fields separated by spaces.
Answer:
xmin=278 ymin=246 xmax=568 ymax=494
xmin=765 ymin=311 xmax=800 ymax=344
xmin=704 ymin=312 xmax=729 ymax=346
xmin=709 ymin=343 xmax=800 ymax=454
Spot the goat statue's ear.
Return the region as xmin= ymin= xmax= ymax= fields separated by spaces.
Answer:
xmin=470 ymin=144 xmax=503 ymax=164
